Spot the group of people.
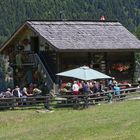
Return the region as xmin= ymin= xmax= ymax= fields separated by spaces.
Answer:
xmin=60 ymin=78 xmax=128 ymax=103
xmin=0 ymin=83 xmax=42 ymax=99
xmin=60 ymin=80 xmax=105 ymax=95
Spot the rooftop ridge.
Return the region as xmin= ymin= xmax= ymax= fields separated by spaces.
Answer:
xmin=26 ymin=19 xmax=119 ymax=23
xmin=27 ymin=20 xmax=121 ymax=26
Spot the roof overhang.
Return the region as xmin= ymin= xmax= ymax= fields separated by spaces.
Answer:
xmin=57 ymin=48 xmax=140 ymax=53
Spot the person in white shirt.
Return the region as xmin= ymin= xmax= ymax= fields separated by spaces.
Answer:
xmin=72 ymin=81 xmax=79 ymax=95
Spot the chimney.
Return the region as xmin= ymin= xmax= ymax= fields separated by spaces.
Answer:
xmin=100 ymin=15 xmax=106 ymax=21
xmin=60 ymin=11 xmax=65 ymax=21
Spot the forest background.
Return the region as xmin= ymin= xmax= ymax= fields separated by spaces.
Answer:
xmin=0 ymin=0 xmax=140 ymax=89
xmin=0 ymin=0 xmax=140 ymax=45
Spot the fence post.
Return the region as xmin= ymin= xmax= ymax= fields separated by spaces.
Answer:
xmin=44 ymin=95 xmax=50 ymax=110
xmin=84 ymin=94 xmax=89 ymax=108
xmin=73 ymin=95 xmax=79 ymax=109
xmin=11 ymin=97 xmax=15 ymax=109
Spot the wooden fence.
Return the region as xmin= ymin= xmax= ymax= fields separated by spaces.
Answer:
xmin=0 ymin=87 xmax=140 ymax=110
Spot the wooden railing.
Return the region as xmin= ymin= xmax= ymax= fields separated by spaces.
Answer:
xmin=34 ymin=53 xmax=54 ymax=91
xmin=0 ymin=87 xmax=140 ymax=110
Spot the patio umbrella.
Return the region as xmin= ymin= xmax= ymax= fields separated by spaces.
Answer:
xmin=56 ymin=66 xmax=111 ymax=81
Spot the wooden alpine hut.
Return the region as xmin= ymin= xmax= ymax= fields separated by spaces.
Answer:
xmin=1 ymin=20 xmax=140 ymax=91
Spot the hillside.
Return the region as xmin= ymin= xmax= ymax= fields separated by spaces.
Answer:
xmin=0 ymin=0 xmax=140 ymax=44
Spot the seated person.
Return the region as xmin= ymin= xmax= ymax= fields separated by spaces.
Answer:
xmin=92 ymin=81 xmax=98 ymax=94
xmin=22 ymin=87 xmax=33 ymax=97
xmin=27 ymin=83 xmax=34 ymax=95
xmin=72 ymin=81 xmax=79 ymax=95
xmin=32 ymin=86 xmax=42 ymax=96
xmin=12 ymin=86 xmax=22 ymax=98
xmin=113 ymin=84 xmax=120 ymax=97
xmin=4 ymin=88 xmax=13 ymax=98
xmin=82 ymin=81 xmax=90 ymax=94
xmin=21 ymin=87 xmax=33 ymax=103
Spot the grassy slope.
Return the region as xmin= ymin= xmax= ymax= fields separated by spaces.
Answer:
xmin=0 ymin=101 xmax=140 ymax=140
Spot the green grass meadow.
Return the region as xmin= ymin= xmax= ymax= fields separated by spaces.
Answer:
xmin=0 ymin=100 xmax=140 ymax=140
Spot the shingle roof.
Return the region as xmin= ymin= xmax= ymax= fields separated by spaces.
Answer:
xmin=27 ymin=20 xmax=140 ymax=52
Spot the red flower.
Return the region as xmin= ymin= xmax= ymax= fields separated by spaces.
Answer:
xmin=112 ymin=63 xmax=130 ymax=72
